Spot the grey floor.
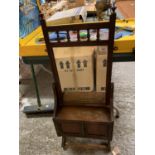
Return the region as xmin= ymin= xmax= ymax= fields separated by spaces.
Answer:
xmin=19 ymin=62 xmax=135 ymax=155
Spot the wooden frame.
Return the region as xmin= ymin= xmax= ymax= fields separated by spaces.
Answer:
xmin=40 ymin=6 xmax=116 ymax=151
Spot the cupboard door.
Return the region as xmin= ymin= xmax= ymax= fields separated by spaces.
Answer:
xmin=85 ymin=123 xmax=110 ymax=138
xmin=59 ymin=121 xmax=84 ymax=136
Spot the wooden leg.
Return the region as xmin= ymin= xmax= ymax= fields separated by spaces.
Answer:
xmin=61 ymin=136 xmax=67 ymax=150
xmin=100 ymin=140 xmax=111 ymax=152
xmin=107 ymin=141 xmax=111 ymax=152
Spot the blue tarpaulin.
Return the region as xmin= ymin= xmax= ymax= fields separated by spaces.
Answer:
xmin=19 ymin=0 xmax=40 ymax=38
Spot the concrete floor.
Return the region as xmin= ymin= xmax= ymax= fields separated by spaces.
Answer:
xmin=19 ymin=62 xmax=135 ymax=155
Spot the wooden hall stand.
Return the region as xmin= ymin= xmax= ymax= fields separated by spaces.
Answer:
xmin=40 ymin=5 xmax=116 ymax=151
